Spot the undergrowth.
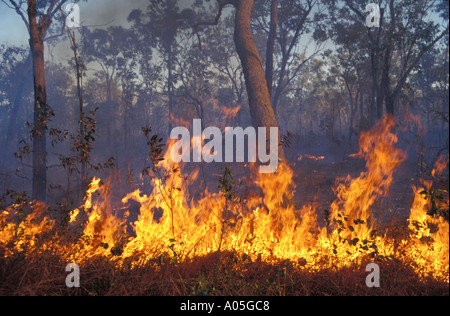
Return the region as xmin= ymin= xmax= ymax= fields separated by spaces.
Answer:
xmin=0 ymin=248 xmax=447 ymax=296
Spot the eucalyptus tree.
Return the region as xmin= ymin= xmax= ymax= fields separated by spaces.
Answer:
xmin=326 ymin=0 xmax=449 ymax=120
xmin=196 ymin=0 xmax=285 ymax=161
xmin=1 ymin=0 xmax=84 ymax=202
xmin=127 ymin=0 xmax=196 ymax=135
xmin=252 ymin=0 xmax=329 ymax=116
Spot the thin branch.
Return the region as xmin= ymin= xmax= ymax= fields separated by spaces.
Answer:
xmin=3 ymin=0 xmax=29 ymax=31
xmin=48 ymin=0 xmax=68 ymax=17
xmin=193 ymin=0 xmax=235 ymax=50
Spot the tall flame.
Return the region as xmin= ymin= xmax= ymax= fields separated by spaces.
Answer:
xmin=404 ymin=155 xmax=449 ymax=282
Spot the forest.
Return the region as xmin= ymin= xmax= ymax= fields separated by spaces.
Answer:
xmin=0 ymin=0 xmax=448 ymax=297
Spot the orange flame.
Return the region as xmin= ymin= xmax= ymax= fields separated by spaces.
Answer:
xmin=0 ymin=115 xmax=448 ymax=283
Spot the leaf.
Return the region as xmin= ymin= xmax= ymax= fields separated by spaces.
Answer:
xmin=350 ymin=238 xmax=359 ymax=246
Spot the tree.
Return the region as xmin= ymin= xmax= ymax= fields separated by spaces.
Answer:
xmin=200 ymin=15 xmax=247 ymax=124
xmin=82 ymin=26 xmax=131 ymax=156
xmin=328 ymin=0 xmax=449 ymax=119
xmin=128 ymin=0 xmax=196 ymax=135
xmin=196 ymin=0 xmax=285 ymax=161
xmin=253 ymin=0 xmax=327 ymax=115
xmin=265 ymin=0 xmax=278 ymax=97
xmin=2 ymin=0 xmax=77 ymax=202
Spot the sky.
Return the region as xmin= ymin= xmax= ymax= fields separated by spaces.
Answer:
xmin=0 ymin=0 xmax=199 ymax=65
xmin=0 ymin=0 xmax=445 ymax=63
xmin=0 ymin=0 xmax=194 ymax=47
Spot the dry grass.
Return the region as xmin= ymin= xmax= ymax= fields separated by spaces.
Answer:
xmin=0 ymin=249 xmax=448 ymax=296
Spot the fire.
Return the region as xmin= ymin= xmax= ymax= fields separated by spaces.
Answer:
xmin=326 ymin=116 xmax=406 ymax=263
xmin=75 ymin=178 xmax=128 ymax=259
xmin=220 ymin=105 xmax=241 ymax=120
xmin=405 ymin=185 xmax=449 ymax=282
xmin=0 ymin=115 xmax=448 ymax=283
xmin=432 ymin=155 xmax=448 ymax=177
xmin=0 ymin=201 xmax=54 ymax=257
xmin=297 ymin=154 xmax=325 ymax=161
xmin=404 ymin=155 xmax=449 ymax=282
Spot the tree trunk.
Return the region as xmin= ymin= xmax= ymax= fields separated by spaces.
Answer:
xmin=265 ymin=0 xmax=278 ymax=97
xmin=105 ymin=74 xmax=112 ymax=150
xmin=385 ymin=94 xmax=395 ymax=116
xmin=71 ymin=31 xmax=88 ymax=191
xmin=232 ymin=0 xmax=284 ymax=161
xmin=271 ymin=48 xmax=287 ymax=115
xmin=359 ymin=88 xmax=364 ymax=129
xmin=167 ymin=43 xmax=174 ymax=136
xmin=28 ymin=0 xmax=50 ymax=202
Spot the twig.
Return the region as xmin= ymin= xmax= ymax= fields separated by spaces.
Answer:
xmin=193 ymin=0 xmax=234 ymax=50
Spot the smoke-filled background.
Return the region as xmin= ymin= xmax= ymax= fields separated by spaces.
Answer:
xmin=0 ymin=0 xmax=448 ymax=213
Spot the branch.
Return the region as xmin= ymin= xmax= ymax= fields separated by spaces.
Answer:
xmin=193 ymin=0 xmax=235 ymax=50
xmin=393 ymin=25 xmax=449 ymax=98
xmin=44 ymin=12 xmax=67 ymax=42
xmin=3 ymin=0 xmax=29 ymax=32
xmin=47 ymin=0 xmax=68 ymax=17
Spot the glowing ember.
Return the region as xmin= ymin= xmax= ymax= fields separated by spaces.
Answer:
xmin=297 ymin=154 xmax=325 ymax=161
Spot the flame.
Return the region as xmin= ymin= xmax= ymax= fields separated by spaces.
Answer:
xmin=0 ymin=115 xmax=448 ymax=284
xmin=220 ymin=105 xmax=241 ymax=120
xmin=297 ymin=154 xmax=325 ymax=161
xmin=0 ymin=202 xmax=54 ymax=256
xmin=325 ymin=115 xmax=406 ymax=262
xmin=432 ymin=155 xmax=448 ymax=177
xmin=403 ymin=154 xmax=449 ymax=282
xmin=75 ymin=178 xmax=128 ymax=259
xmin=404 ymin=185 xmax=449 ymax=282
